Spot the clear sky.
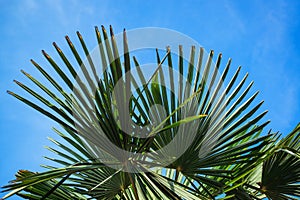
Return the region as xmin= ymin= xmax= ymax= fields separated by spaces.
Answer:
xmin=1 ymin=0 xmax=300 ymax=199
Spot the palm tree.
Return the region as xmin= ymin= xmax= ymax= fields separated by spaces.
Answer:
xmin=2 ymin=26 xmax=299 ymax=199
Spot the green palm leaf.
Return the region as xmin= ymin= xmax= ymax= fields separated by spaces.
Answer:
xmin=259 ymin=124 xmax=300 ymax=199
xmin=2 ymin=26 xmax=287 ymax=199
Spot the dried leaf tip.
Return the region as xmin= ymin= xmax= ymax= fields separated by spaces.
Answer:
xmin=30 ymin=59 xmax=36 ymax=64
xmin=109 ymin=25 xmax=114 ymax=37
xmin=41 ymin=50 xmax=50 ymax=59
xmin=6 ymin=90 xmax=13 ymax=95
xmin=65 ymin=35 xmax=71 ymax=42
xmin=123 ymin=29 xmax=127 ymax=40
xmin=76 ymin=31 xmax=82 ymax=39
xmin=53 ymin=42 xmax=62 ymax=52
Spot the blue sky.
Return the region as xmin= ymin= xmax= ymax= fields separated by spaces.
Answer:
xmin=0 ymin=0 xmax=300 ymax=199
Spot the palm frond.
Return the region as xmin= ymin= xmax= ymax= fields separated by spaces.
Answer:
xmin=2 ymin=26 xmax=281 ymax=199
xmin=260 ymin=124 xmax=300 ymax=199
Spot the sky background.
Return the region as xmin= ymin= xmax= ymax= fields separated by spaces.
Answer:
xmin=0 ymin=0 xmax=300 ymax=199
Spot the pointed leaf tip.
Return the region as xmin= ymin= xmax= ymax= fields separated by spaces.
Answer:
xmin=65 ymin=35 xmax=71 ymax=43
xmin=52 ymin=42 xmax=62 ymax=52
xmin=7 ymin=90 xmax=13 ymax=95
xmin=41 ymin=49 xmax=46 ymax=55
xmin=109 ymin=25 xmax=114 ymax=36
xmin=41 ymin=50 xmax=50 ymax=59
xmin=76 ymin=31 xmax=82 ymax=38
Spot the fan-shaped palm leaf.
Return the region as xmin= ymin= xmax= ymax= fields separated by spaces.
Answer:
xmin=2 ymin=26 xmax=279 ymax=199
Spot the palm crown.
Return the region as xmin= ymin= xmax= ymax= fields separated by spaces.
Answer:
xmin=2 ymin=26 xmax=300 ymax=200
